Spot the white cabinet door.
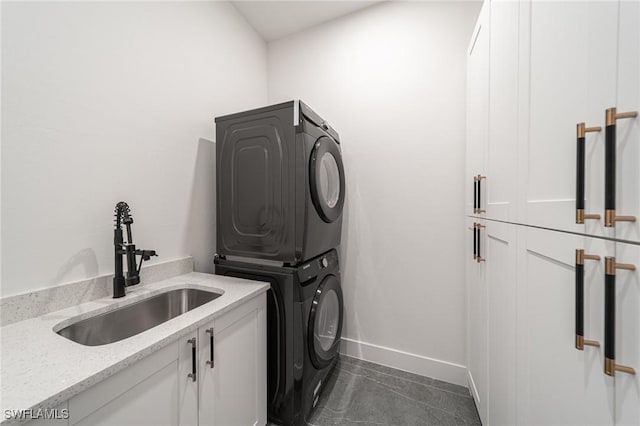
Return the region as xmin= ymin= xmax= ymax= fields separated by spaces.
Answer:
xmin=179 ymin=331 xmax=199 ymax=426
xmin=614 ymin=0 xmax=640 ymax=244
xmin=516 ymin=227 xmax=614 ymax=425
xmin=466 ymin=217 xmax=488 ymax=424
xmin=69 ymin=341 xmax=180 ymax=426
xmin=612 ymin=241 xmax=640 ymax=425
xmin=197 ymin=318 xmax=216 ymax=426
xmin=200 ymin=293 xmax=266 ymax=426
xmin=487 ymin=0 xmax=519 ymax=222
xmin=485 ymin=220 xmax=517 ymax=426
xmin=466 ymin=1 xmax=490 ymax=217
xmin=521 ymin=1 xmax=618 ymax=237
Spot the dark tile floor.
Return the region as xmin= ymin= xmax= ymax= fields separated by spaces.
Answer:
xmin=305 ymin=355 xmax=482 ymax=426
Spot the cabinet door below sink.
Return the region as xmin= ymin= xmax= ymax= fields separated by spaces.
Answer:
xmin=69 ymin=341 xmax=180 ymax=426
xmin=179 ymin=292 xmax=267 ymax=426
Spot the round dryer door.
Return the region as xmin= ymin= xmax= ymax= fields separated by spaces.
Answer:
xmin=308 ymin=274 xmax=343 ymax=369
xmin=309 ymin=136 xmax=345 ymax=223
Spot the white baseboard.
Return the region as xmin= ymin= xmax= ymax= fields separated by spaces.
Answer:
xmin=467 ymin=369 xmax=480 ymax=403
xmin=340 ymin=337 xmax=468 ymax=387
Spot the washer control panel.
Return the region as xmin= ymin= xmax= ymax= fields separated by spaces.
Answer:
xmin=297 ymin=251 xmax=338 ymax=283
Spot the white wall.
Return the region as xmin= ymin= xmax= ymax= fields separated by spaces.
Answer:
xmin=268 ymin=1 xmax=480 ymax=384
xmin=1 ymin=1 xmax=267 ymax=297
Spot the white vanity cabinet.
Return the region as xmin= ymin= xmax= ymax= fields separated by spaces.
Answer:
xmin=68 ymin=340 xmax=181 ymax=426
xmin=64 ymin=292 xmax=266 ymax=426
xmin=181 ymin=293 xmax=267 ymax=426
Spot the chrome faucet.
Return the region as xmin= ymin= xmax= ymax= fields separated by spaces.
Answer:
xmin=113 ymin=202 xmax=157 ymax=298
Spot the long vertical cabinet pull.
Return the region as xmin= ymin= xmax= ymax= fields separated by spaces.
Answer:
xmin=476 ymin=175 xmax=486 ymax=214
xmin=576 ymin=123 xmax=602 ymax=223
xmin=187 ymin=337 xmax=197 ymax=382
xmin=206 ymin=328 xmax=214 ymax=368
xmin=476 ymin=223 xmax=485 ymax=262
xmin=604 ymin=108 xmax=638 ymax=227
xmin=473 ymin=177 xmax=478 ymax=213
xmin=473 ymin=222 xmax=477 ymax=259
xmin=603 ymin=257 xmax=637 ymax=376
xmin=575 ymin=249 xmax=601 ymax=349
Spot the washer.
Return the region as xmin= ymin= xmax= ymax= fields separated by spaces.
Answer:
xmin=215 ymin=100 xmax=345 ymax=264
xmin=214 ymin=249 xmax=343 ymax=426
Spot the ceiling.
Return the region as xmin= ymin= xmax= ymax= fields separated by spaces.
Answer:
xmin=231 ymin=1 xmax=384 ymax=42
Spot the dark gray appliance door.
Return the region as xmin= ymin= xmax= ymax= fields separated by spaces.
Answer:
xmin=217 ymin=109 xmax=295 ymax=259
xmin=309 ymin=136 xmax=345 ymax=223
xmin=308 ymin=274 xmax=343 ymax=369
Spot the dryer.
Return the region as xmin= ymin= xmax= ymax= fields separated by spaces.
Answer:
xmin=214 ymin=249 xmax=343 ymax=426
xmin=215 ymin=100 xmax=345 ymax=264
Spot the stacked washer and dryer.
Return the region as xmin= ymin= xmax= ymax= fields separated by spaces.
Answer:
xmin=213 ymin=101 xmax=346 ymax=426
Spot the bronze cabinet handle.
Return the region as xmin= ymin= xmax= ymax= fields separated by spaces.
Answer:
xmin=603 ymin=257 xmax=636 ymax=376
xmin=472 ymin=223 xmax=477 ymax=259
xmin=575 ymin=123 xmax=602 ymax=223
xmin=476 ymin=175 xmax=486 ymax=214
xmin=473 ymin=177 xmax=478 ymax=214
xmin=476 ymin=223 xmax=485 ymax=262
xmin=575 ymin=249 xmax=601 ymax=350
xmin=604 ymin=108 xmax=638 ymax=227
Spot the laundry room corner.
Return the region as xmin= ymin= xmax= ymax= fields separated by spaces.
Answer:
xmin=3 ymin=0 xmax=640 ymax=425
xmin=266 ymin=1 xmax=482 ymax=385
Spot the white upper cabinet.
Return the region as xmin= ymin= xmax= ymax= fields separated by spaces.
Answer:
xmin=467 ymin=0 xmax=640 ymax=241
xmin=518 ymin=0 xmax=640 ymax=241
xmin=521 ymin=0 xmax=618 ymax=237
xmin=487 ymin=0 xmax=519 ymax=221
xmin=466 ymin=1 xmax=490 ymax=218
xmin=613 ymin=0 xmax=640 ymax=244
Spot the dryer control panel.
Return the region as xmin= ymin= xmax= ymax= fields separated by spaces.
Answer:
xmin=297 ymin=250 xmax=339 ymax=283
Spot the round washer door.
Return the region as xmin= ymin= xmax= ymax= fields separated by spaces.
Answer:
xmin=308 ymin=274 xmax=344 ymax=369
xmin=309 ymin=137 xmax=345 ymax=223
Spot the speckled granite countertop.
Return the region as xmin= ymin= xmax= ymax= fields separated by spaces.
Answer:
xmin=0 ymin=272 xmax=269 ymax=424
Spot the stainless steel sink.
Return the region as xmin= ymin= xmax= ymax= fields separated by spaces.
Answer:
xmin=57 ymin=288 xmax=222 ymax=346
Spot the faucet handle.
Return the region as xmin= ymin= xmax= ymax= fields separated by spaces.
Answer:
xmin=136 ymin=249 xmax=158 ymax=261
